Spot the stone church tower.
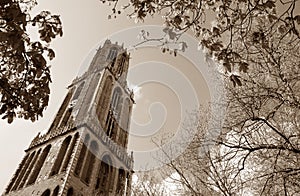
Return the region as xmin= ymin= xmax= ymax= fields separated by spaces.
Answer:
xmin=3 ymin=40 xmax=134 ymax=196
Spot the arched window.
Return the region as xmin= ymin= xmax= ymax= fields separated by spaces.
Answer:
xmin=107 ymin=48 xmax=118 ymax=60
xmin=105 ymin=113 xmax=115 ymax=138
xmin=95 ymin=155 xmax=113 ymax=192
xmin=111 ymin=88 xmax=122 ymax=113
xmin=117 ymin=53 xmax=127 ymax=76
xmin=75 ymin=134 xmax=90 ymax=176
xmin=72 ymin=82 xmax=85 ymax=100
xmin=41 ymin=189 xmax=51 ymax=196
xmin=27 ymin=145 xmax=51 ymax=185
xmin=61 ymin=133 xmax=79 ymax=172
xmin=50 ymin=136 xmax=72 ymax=176
xmin=76 ymin=73 xmax=101 ymax=119
xmin=52 ymin=186 xmax=59 ymax=196
xmin=49 ymin=88 xmax=74 ymax=131
xmin=116 ymin=168 xmax=126 ymax=194
xmin=17 ymin=150 xmax=40 ymax=189
xmin=66 ymin=187 xmax=74 ymax=196
xmin=116 ymin=97 xmax=123 ymax=121
xmin=96 ymin=76 xmax=113 ymax=126
xmin=59 ymin=107 xmax=73 ymax=127
xmin=81 ymin=141 xmax=98 ymax=184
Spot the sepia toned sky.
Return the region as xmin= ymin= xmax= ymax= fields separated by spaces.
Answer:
xmin=5 ymin=0 xmax=299 ymax=192
xmin=0 ymin=0 xmax=214 ymax=192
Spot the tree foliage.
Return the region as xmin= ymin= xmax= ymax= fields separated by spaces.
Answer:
xmin=130 ymin=108 xmax=219 ymax=195
xmin=103 ymin=0 xmax=299 ymax=86
xmin=133 ymin=82 xmax=300 ymax=195
xmin=103 ymin=1 xmax=300 ymax=194
xmin=130 ymin=34 xmax=300 ymax=194
xmin=132 ymin=172 xmax=176 ymax=196
xmin=0 ymin=0 xmax=62 ymax=123
xmin=218 ymin=32 xmax=300 ymax=195
xmin=130 ymin=30 xmax=300 ymax=193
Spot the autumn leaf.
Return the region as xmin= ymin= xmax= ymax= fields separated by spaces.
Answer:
xmin=230 ymin=74 xmax=242 ymax=87
xmin=48 ymin=48 xmax=55 ymax=60
xmin=294 ymin=15 xmax=300 ymax=25
xmin=239 ymin=62 xmax=249 ymax=73
xmin=0 ymin=0 xmax=62 ymax=123
xmin=210 ymin=42 xmax=223 ymax=51
xmin=264 ymin=0 xmax=275 ymax=9
xmin=224 ymin=62 xmax=231 ymax=73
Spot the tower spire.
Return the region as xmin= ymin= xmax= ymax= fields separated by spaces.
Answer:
xmin=4 ymin=40 xmax=134 ymax=196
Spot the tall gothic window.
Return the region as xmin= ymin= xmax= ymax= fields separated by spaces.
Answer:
xmin=50 ymin=136 xmax=71 ymax=176
xmin=49 ymin=88 xmax=74 ymax=131
xmin=116 ymin=168 xmax=125 ymax=194
xmin=117 ymin=54 xmax=126 ymax=76
xmin=61 ymin=132 xmax=79 ymax=172
xmin=75 ymin=134 xmax=90 ymax=176
xmin=27 ymin=145 xmax=51 ymax=185
xmin=105 ymin=113 xmax=117 ymax=140
xmin=95 ymin=155 xmax=112 ymax=192
xmin=59 ymin=107 xmax=73 ymax=127
xmin=111 ymin=88 xmax=122 ymax=113
xmin=52 ymin=186 xmax=59 ymax=196
xmin=96 ymin=76 xmax=113 ymax=126
xmin=18 ymin=150 xmax=41 ymax=189
xmin=72 ymin=82 xmax=85 ymax=100
xmin=41 ymin=189 xmax=51 ymax=196
xmin=81 ymin=141 xmax=98 ymax=184
xmin=66 ymin=187 xmax=74 ymax=196
xmin=107 ymin=48 xmax=117 ymax=60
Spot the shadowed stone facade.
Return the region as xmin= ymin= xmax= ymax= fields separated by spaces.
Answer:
xmin=3 ymin=40 xmax=134 ymax=196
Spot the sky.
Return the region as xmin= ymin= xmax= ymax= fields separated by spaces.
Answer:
xmin=0 ymin=0 xmax=214 ymax=192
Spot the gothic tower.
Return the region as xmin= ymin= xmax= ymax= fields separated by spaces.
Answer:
xmin=3 ymin=40 xmax=134 ymax=196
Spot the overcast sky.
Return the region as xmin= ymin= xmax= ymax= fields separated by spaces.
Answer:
xmin=0 ymin=0 xmax=213 ymax=192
